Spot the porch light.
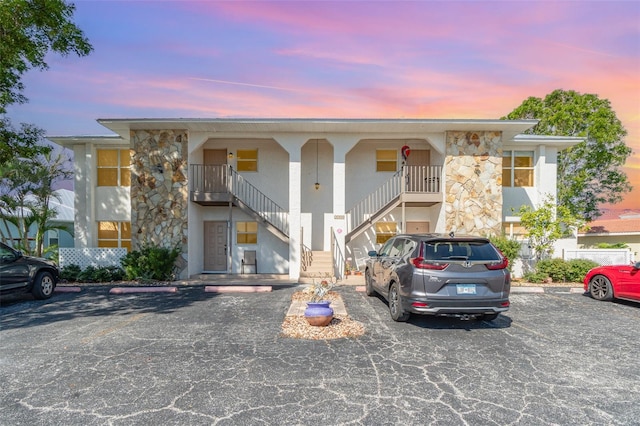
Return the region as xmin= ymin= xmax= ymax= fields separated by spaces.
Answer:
xmin=315 ymin=182 xmax=320 ymax=190
xmin=228 ymin=152 xmax=234 ymax=159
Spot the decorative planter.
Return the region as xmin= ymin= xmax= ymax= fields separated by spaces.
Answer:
xmin=304 ymin=301 xmax=334 ymax=326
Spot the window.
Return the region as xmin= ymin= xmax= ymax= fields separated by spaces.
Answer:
xmin=376 ymin=150 xmax=397 ymax=172
xmin=47 ymin=230 xmax=59 ymax=248
xmin=503 ymin=222 xmax=527 ymax=238
xmin=97 ymin=149 xmax=130 ymax=186
xmin=237 ymin=149 xmax=258 ymax=172
xmin=237 ymin=221 xmax=257 ymax=244
xmin=97 ymin=221 xmax=131 ymax=251
xmin=375 ymin=221 xmax=397 ymax=244
xmin=502 ymin=151 xmax=534 ymax=187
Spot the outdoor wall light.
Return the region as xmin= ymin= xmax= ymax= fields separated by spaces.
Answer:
xmin=228 ymin=152 xmax=234 ymax=159
xmin=315 ymin=182 xmax=320 ymax=190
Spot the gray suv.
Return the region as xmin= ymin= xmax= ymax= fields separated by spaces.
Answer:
xmin=365 ymin=234 xmax=510 ymax=322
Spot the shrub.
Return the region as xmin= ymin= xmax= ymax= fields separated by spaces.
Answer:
xmin=536 ymin=258 xmax=570 ymax=282
xmin=595 ymin=242 xmax=629 ymax=249
xmin=77 ymin=265 xmax=98 ymax=282
xmin=60 ymin=264 xmax=82 ymax=282
xmin=490 ymin=235 xmax=521 ymax=271
xmin=524 ymin=270 xmax=549 ymax=283
xmin=70 ymin=265 xmax=125 ymax=282
xmin=121 ymin=244 xmax=181 ymax=282
xmin=566 ymin=259 xmax=599 ymax=283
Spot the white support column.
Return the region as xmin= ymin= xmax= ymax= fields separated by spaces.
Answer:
xmin=329 ymin=137 xmax=359 ymax=215
xmin=326 ymin=136 xmax=360 ymax=271
xmin=288 ymin=159 xmax=302 ymax=280
xmin=74 ymin=144 xmax=89 ymax=248
xmin=273 ymin=135 xmax=306 ymax=281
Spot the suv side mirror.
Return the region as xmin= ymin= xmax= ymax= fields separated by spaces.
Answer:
xmin=634 ymin=261 xmax=640 ymax=270
xmin=368 ymin=250 xmax=378 ymax=257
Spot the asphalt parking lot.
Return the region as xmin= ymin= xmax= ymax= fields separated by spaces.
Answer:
xmin=1 ymin=284 xmax=639 ymax=425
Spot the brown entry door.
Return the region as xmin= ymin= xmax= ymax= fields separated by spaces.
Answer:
xmin=204 ymin=221 xmax=228 ymax=272
xmin=406 ymin=149 xmax=432 ymax=192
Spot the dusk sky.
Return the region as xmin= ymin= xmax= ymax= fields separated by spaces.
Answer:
xmin=7 ymin=0 xmax=640 ymax=211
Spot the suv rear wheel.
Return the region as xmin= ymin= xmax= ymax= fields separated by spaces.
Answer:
xmin=32 ymin=271 xmax=55 ymax=300
xmin=389 ymin=282 xmax=409 ymax=322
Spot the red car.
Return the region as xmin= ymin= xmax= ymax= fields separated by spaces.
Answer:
xmin=584 ymin=261 xmax=640 ymax=302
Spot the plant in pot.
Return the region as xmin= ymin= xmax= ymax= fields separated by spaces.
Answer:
xmin=303 ymin=276 xmax=335 ymax=326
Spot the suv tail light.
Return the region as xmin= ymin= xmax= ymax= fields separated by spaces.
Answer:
xmin=412 ymin=257 xmax=448 ymax=270
xmin=485 ymin=257 xmax=509 ymax=270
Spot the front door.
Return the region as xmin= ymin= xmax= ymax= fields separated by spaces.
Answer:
xmin=204 ymin=221 xmax=228 ymax=272
xmin=203 ymin=149 xmax=227 ymax=192
xmin=405 ymin=149 xmax=432 ymax=192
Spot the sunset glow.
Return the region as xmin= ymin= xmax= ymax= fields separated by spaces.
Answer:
xmin=7 ymin=0 xmax=640 ymax=210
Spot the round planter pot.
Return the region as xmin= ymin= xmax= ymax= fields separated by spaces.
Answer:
xmin=304 ymin=301 xmax=334 ymax=327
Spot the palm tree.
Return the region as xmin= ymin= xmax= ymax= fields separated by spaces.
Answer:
xmin=0 ymin=149 xmax=72 ymax=256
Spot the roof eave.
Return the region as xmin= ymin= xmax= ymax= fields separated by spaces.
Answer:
xmin=96 ymin=117 xmax=539 ymax=140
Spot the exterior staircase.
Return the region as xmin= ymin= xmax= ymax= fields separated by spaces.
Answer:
xmin=191 ymin=164 xmax=289 ymax=242
xmin=345 ymin=165 xmax=441 ymax=243
xmin=298 ymin=251 xmax=335 ymax=284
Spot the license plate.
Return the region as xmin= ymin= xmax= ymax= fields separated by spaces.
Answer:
xmin=456 ymin=284 xmax=476 ymax=295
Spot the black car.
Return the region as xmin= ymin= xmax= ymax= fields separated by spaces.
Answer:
xmin=0 ymin=242 xmax=59 ymax=299
xmin=365 ymin=234 xmax=510 ymax=322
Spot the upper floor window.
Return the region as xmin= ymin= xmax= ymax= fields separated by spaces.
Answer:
xmin=502 ymin=150 xmax=534 ymax=187
xmin=237 ymin=221 xmax=258 ymax=244
xmin=97 ymin=149 xmax=130 ymax=187
xmin=237 ymin=149 xmax=258 ymax=172
xmin=376 ymin=150 xmax=397 ymax=172
xmin=97 ymin=221 xmax=131 ymax=252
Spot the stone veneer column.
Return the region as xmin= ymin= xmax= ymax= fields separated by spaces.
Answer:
xmin=130 ymin=130 xmax=189 ymax=275
xmin=445 ymin=131 xmax=502 ymax=236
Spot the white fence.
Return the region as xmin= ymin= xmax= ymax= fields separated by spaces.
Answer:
xmin=59 ymin=248 xmax=127 ymax=269
xmin=564 ymin=249 xmax=633 ymax=266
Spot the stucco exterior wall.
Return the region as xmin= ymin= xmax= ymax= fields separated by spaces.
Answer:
xmin=502 ymin=145 xmax=559 ymax=215
xmin=445 ymin=131 xmax=502 ymax=236
xmin=131 ymin=129 xmax=189 ymax=276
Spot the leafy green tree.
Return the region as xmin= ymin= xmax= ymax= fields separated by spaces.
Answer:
xmin=0 ymin=118 xmax=51 ymax=171
xmin=0 ymin=0 xmax=93 ymax=113
xmin=489 ymin=235 xmax=521 ymax=271
xmin=517 ymin=195 xmax=584 ymax=260
xmin=503 ymin=89 xmax=632 ymax=221
xmin=0 ymin=0 xmax=92 ymax=164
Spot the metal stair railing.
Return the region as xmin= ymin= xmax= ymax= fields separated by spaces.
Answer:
xmin=346 ymin=165 xmax=442 ymax=236
xmin=331 ymin=227 xmax=345 ymax=281
xmin=227 ymin=166 xmax=289 ymax=237
xmin=347 ymin=169 xmax=403 ymax=233
xmin=300 ymin=228 xmax=312 ymax=271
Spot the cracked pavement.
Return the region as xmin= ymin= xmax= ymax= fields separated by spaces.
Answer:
xmin=1 ymin=285 xmax=639 ymax=425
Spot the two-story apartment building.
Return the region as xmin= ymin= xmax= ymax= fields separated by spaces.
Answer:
xmin=51 ymin=118 xmax=581 ymax=280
